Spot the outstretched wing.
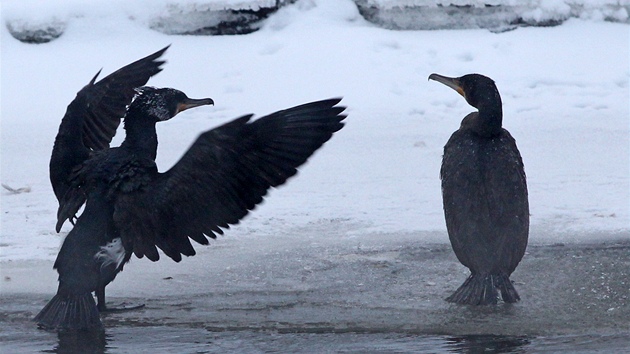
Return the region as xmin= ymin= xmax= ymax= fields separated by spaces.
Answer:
xmin=49 ymin=46 xmax=168 ymax=202
xmin=113 ymin=98 xmax=346 ymax=262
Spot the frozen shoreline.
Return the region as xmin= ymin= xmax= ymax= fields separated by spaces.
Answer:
xmin=2 ymin=225 xmax=628 ymax=350
xmin=2 ymin=237 xmax=629 ymax=338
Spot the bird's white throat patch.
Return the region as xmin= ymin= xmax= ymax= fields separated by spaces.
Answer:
xmin=94 ymin=238 xmax=126 ymax=270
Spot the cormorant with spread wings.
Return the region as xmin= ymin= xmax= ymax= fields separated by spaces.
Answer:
xmin=35 ymin=46 xmax=347 ymax=330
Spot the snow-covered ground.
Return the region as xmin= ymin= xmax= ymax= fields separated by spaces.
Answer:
xmin=1 ymin=0 xmax=628 ymax=264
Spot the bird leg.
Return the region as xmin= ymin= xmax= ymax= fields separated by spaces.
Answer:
xmin=96 ymin=285 xmax=145 ymax=313
xmin=96 ymin=285 xmax=106 ymax=312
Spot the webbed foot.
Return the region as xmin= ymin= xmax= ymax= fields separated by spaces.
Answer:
xmin=98 ymin=303 xmax=145 ymax=313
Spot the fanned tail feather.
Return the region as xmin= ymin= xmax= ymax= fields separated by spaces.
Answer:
xmin=497 ymin=274 xmax=521 ymax=303
xmin=446 ymin=273 xmax=520 ymax=305
xmin=34 ymin=293 xmax=102 ymax=330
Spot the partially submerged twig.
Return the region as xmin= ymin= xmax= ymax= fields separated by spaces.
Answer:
xmin=1 ymin=183 xmax=31 ymax=194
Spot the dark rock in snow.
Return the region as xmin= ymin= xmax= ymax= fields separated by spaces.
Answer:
xmin=149 ymin=0 xmax=295 ymax=35
xmin=354 ymin=1 xmax=630 ymax=31
xmin=6 ymin=19 xmax=66 ymax=44
xmin=4 ymin=0 xmax=629 ymax=44
xmin=4 ymin=0 xmax=295 ymax=44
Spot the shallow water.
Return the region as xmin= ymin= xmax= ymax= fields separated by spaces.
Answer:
xmin=2 ymin=322 xmax=630 ymax=353
xmin=2 ymin=238 xmax=629 ymax=353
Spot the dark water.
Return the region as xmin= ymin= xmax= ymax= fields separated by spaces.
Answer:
xmin=2 ymin=239 xmax=629 ymax=353
xmin=3 ymin=323 xmax=630 ymax=353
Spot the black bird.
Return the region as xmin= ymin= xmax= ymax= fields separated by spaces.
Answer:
xmin=35 ymin=47 xmax=347 ymax=330
xmin=429 ymin=73 xmax=529 ymax=305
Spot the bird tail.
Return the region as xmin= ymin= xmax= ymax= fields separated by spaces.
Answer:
xmin=446 ymin=273 xmax=520 ymax=305
xmin=34 ymin=292 xmax=102 ymax=330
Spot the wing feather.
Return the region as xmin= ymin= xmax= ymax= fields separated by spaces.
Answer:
xmin=114 ymin=99 xmax=346 ymax=262
xmin=50 ymin=46 xmax=168 ymax=203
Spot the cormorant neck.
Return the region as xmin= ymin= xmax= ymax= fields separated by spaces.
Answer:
xmin=466 ymin=95 xmax=503 ymax=138
xmin=477 ymin=103 xmax=503 ymax=137
xmin=120 ymin=109 xmax=159 ymax=160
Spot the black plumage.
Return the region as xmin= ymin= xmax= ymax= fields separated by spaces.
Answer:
xmin=35 ymin=47 xmax=347 ymax=330
xmin=429 ymin=73 xmax=529 ymax=305
xmin=49 ymin=46 xmax=168 ymax=203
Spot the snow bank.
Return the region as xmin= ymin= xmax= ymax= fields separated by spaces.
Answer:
xmin=1 ymin=0 xmax=628 ymax=263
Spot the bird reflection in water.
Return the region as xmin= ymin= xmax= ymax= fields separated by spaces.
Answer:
xmin=45 ymin=329 xmax=107 ymax=354
xmin=445 ymin=335 xmax=531 ymax=353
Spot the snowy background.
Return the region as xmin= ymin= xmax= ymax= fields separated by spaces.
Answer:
xmin=1 ymin=0 xmax=628 ymax=264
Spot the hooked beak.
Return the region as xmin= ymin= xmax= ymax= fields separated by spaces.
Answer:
xmin=428 ymin=73 xmax=465 ymax=99
xmin=176 ymin=97 xmax=214 ymax=115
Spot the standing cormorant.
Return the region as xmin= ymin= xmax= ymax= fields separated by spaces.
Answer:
xmin=35 ymin=47 xmax=347 ymax=330
xmin=429 ymin=73 xmax=529 ymax=305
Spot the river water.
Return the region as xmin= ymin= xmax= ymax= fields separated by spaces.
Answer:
xmin=2 ymin=234 xmax=629 ymax=353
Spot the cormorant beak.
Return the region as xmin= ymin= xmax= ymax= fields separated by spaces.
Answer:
xmin=429 ymin=73 xmax=466 ymax=99
xmin=175 ymin=97 xmax=214 ymax=115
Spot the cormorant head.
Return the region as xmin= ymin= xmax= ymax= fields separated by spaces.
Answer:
xmin=428 ymin=73 xmax=501 ymax=110
xmin=131 ymin=87 xmax=214 ymax=121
